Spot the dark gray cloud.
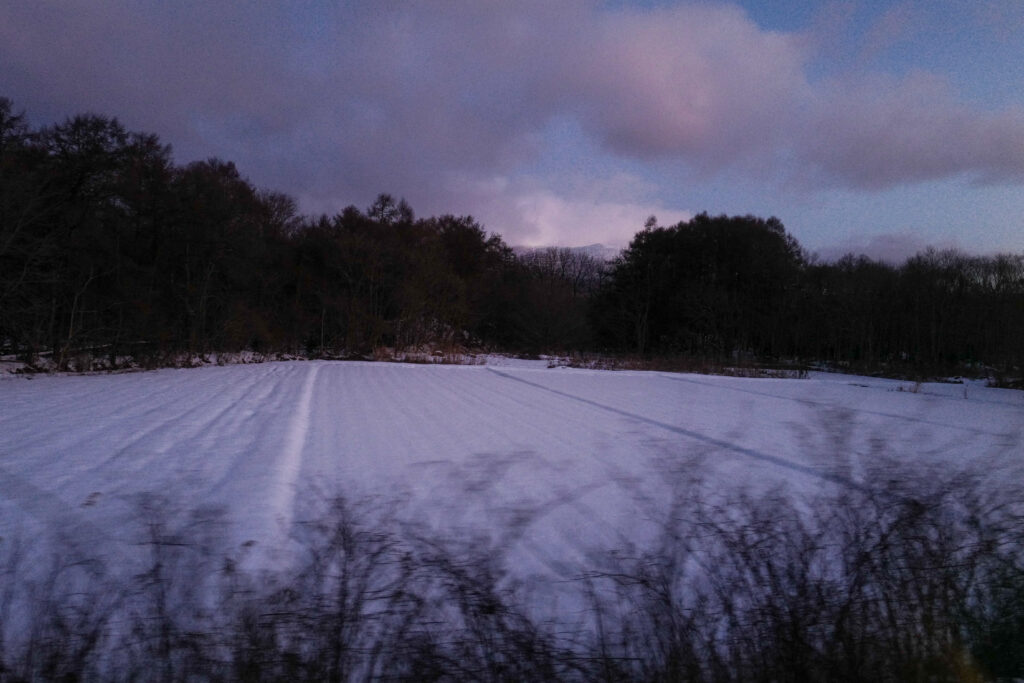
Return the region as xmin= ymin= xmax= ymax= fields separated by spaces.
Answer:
xmin=2 ymin=1 xmax=1024 ymax=240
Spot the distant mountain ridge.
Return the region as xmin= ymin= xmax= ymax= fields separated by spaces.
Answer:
xmin=513 ymin=243 xmax=622 ymax=262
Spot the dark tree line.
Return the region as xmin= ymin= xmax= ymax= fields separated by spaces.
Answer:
xmin=1 ymin=98 xmax=1021 ymax=376
xmin=0 ymin=99 xmax=603 ymax=366
xmin=590 ymin=214 xmax=804 ymax=357
xmin=795 ymin=250 xmax=1024 ymax=372
xmin=593 ymin=214 xmax=1024 ymax=374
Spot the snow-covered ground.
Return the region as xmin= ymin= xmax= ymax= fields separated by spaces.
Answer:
xmin=1 ymin=361 xmax=1021 ymax=600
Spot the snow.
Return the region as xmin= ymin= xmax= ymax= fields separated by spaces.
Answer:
xmin=1 ymin=361 xmax=1021 ymax=604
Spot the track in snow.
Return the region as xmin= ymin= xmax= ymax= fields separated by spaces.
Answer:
xmin=272 ymin=361 xmax=320 ymax=535
xmin=487 ymin=368 xmax=866 ymax=490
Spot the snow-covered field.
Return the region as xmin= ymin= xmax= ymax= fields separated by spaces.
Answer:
xmin=1 ymin=360 xmax=1020 ymax=586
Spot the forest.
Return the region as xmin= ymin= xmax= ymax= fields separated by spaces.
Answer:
xmin=1 ymin=98 xmax=1022 ymax=379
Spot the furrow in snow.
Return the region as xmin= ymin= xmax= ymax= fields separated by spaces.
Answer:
xmin=270 ymin=361 xmax=321 ymax=537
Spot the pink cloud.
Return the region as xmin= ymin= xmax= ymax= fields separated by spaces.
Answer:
xmin=798 ymin=71 xmax=1024 ymax=188
xmin=561 ymin=4 xmax=805 ymax=166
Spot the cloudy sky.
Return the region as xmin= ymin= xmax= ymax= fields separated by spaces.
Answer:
xmin=3 ymin=1 xmax=1023 ymax=260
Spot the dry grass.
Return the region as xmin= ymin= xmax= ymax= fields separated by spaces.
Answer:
xmin=556 ymin=353 xmax=809 ymax=379
xmin=1 ymin=455 xmax=1021 ymax=681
